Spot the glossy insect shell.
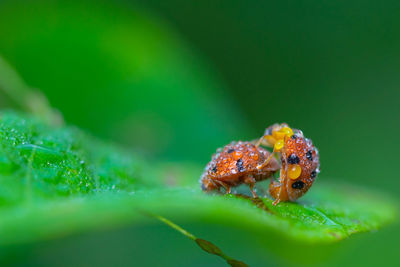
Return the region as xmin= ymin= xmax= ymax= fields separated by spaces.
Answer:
xmin=201 ymin=141 xmax=280 ymax=192
xmin=269 ymin=130 xmax=320 ymax=201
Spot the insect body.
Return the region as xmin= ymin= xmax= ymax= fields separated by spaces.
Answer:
xmin=256 ymin=124 xmax=320 ymax=205
xmin=200 ymin=141 xmax=280 ymax=197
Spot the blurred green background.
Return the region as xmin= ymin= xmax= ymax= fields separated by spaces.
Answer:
xmin=0 ymin=0 xmax=399 ymax=266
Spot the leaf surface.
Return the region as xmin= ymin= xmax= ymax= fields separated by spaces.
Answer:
xmin=0 ymin=111 xmax=396 ymax=256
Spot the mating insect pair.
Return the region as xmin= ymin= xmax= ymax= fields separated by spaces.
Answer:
xmin=200 ymin=124 xmax=320 ymax=205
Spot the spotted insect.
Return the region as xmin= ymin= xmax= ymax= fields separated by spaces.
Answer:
xmin=256 ymin=123 xmax=320 ymax=205
xmin=200 ymin=141 xmax=280 ymax=197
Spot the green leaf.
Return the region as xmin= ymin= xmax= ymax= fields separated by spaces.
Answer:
xmin=0 ymin=111 xmax=159 ymax=200
xmin=0 ymin=111 xmax=396 ymax=264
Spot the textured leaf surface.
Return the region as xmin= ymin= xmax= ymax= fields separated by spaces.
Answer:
xmin=0 ymin=111 xmax=396 ymax=250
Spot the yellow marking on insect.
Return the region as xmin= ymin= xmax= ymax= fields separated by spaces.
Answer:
xmin=272 ymin=130 xmax=286 ymax=140
xmin=264 ymin=135 xmax=277 ymax=145
xmin=288 ymin=164 xmax=302 ymax=179
xmin=274 ymin=139 xmax=284 ymax=151
xmin=280 ymin=126 xmax=293 ymax=137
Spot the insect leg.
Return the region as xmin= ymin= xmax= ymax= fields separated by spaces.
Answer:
xmin=273 ymin=153 xmax=289 ymax=205
xmin=244 ymin=175 xmax=258 ymax=198
xmin=255 ymin=136 xmax=265 ymax=147
xmin=215 ymin=180 xmax=231 ymax=194
xmin=256 ymin=152 xmax=275 ymax=170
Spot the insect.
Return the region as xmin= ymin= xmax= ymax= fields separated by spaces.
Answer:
xmin=256 ymin=123 xmax=320 ymax=205
xmin=200 ymin=141 xmax=280 ymax=197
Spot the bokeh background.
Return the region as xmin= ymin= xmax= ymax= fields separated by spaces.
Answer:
xmin=0 ymin=0 xmax=399 ymax=266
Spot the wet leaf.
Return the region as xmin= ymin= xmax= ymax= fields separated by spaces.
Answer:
xmin=0 ymin=111 xmax=396 ymax=264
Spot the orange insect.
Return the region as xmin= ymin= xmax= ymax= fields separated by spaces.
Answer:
xmin=256 ymin=123 xmax=320 ymax=205
xmin=200 ymin=141 xmax=280 ymax=197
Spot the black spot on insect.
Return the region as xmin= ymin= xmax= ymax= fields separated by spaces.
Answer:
xmin=291 ymin=135 xmax=297 ymax=140
xmin=306 ymin=150 xmax=313 ymax=161
xmin=288 ymin=154 xmax=300 ymax=164
xmin=227 ymin=148 xmax=235 ymax=153
xmin=212 ymin=166 xmax=217 ymax=173
xmin=236 ymin=159 xmax=245 ymax=172
xmin=310 ymin=170 xmax=317 ymax=179
xmin=265 ymin=127 xmax=273 ymax=135
xmin=292 ymin=181 xmax=305 ymax=189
